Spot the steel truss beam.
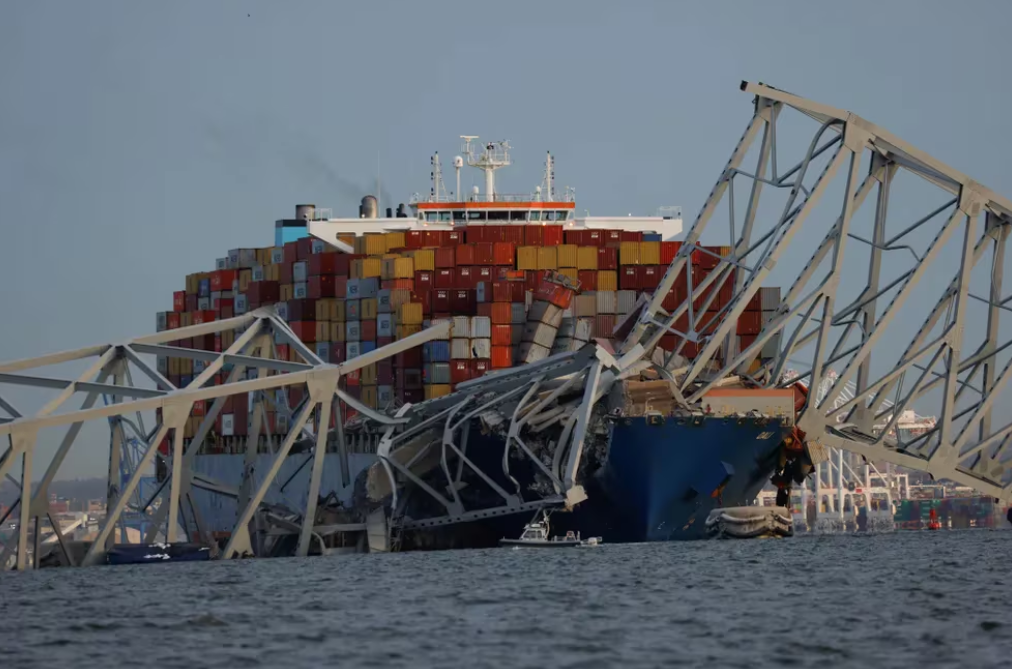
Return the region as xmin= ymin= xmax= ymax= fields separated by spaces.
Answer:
xmin=625 ymin=81 xmax=1012 ymax=502
xmin=0 ymin=309 xmax=450 ymax=569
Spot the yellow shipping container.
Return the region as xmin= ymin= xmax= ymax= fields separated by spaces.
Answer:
xmin=280 ymin=284 xmax=294 ymax=301
xmin=339 ymin=234 xmax=356 ymax=248
xmin=598 ymin=270 xmax=618 ymax=291
xmin=620 ymin=241 xmax=641 ymax=266
xmin=577 ymin=246 xmax=598 ymax=270
xmin=394 ymin=257 xmax=414 ymax=279
xmin=362 ymin=258 xmax=382 ymax=278
xmin=331 ymin=300 xmax=346 ymax=323
xmin=360 ymin=386 xmax=378 ymax=409
xmin=265 ymin=264 xmax=281 ymax=282
xmin=360 ymin=364 xmax=378 ymax=386
xmin=413 ymin=248 xmax=435 ymax=271
xmin=180 ymin=312 xmax=193 ymax=327
xmin=537 ymin=246 xmax=558 ymax=270
xmin=238 ymin=269 xmax=252 ymax=292
xmin=385 ymin=232 xmax=406 ymax=252
xmin=425 ymin=384 xmax=452 ymax=400
xmin=559 ymin=267 xmax=579 ymax=283
xmin=364 ymin=234 xmax=386 ymax=256
xmin=354 ymin=236 xmax=367 ymax=255
xmin=517 ymin=246 xmax=538 ymax=270
xmin=331 ymin=322 xmax=346 ymax=342
xmin=639 ymin=241 xmax=660 ymax=265
xmin=557 ymin=244 xmax=579 ymax=268
xmin=361 ymin=298 xmax=379 ymax=320
xmin=315 ymin=321 xmax=329 ymax=343
xmin=400 ymin=302 xmax=424 ymax=325
xmin=397 ymin=324 xmax=422 ymax=338
xmin=350 ymin=259 xmax=363 ymax=279
xmin=315 ymin=299 xmax=332 ymax=322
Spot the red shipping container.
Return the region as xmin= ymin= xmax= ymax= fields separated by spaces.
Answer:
xmin=345 ymin=369 xmax=361 ymax=386
xmin=456 ymin=244 xmax=477 ymax=266
xmin=536 ymin=282 xmax=574 ymax=310
xmin=406 ymin=230 xmax=424 ymax=249
xmin=682 ymin=341 xmax=699 ymax=359
xmin=289 ymin=386 xmax=305 ymax=407
xmin=422 ymin=230 xmax=442 ymax=247
xmin=737 ymin=311 xmax=762 ymax=335
xmin=167 ymin=312 xmax=181 ymax=329
xmin=660 ymin=241 xmax=681 ymax=265
xmin=450 ymin=289 xmax=476 ymax=313
xmin=329 ymin=342 xmax=347 ymax=365
xmin=598 ymin=247 xmax=618 ymax=270
xmin=474 ymin=302 xmax=491 ymax=318
xmin=217 ymin=300 xmax=235 ymax=320
xmin=446 ymin=230 xmax=464 ymax=246
xmin=382 ymin=279 xmax=414 ymax=291
xmin=173 ymin=291 xmax=186 ymax=313
xmin=277 ymin=262 xmax=293 ymax=285
xmin=414 ymin=271 xmax=433 ymax=291
xmin=491 ymin=324 xmax=512 ymax=346
xmin=640 ymin=266 xmax=663 ymax=290
xmin=586 ymin=229 xmax=604 ymax=247
xmin=603 ymin=230 xmax=623 ymax=247
xmin=411 ymin=290 xmax=432 ymax=315
xmin=594 ymin=314 xmax=617 ymax=338
xmin=432 ymin=289 xmax=451 ymax=313
xmin=377 ymin=360 xmax=395 ymax=385
xmin=565 ymin=230 xmax=584 ymax=245
xmin=525 ymin=226 xmax=544 ymax=245
xmin=465 ymin=225 xmax=484 ymax=243
xmin=474 ymin=242 xmax=495 ymax=265
xmin=491 ymin=346 xmax=513 ymax=369
xmin=192 ymin=310 xmax=216 ymax=325
xmin=739 ymin=334 xmax=758 ymax=353
xmin=524 ymin=270 xmax=541 ymax=293
xmin=308 ymin=275 xmax=339 ymax=299
xmin=192 ymin=333 xmax=215 ymax=350
xmin=361 ymin=319 xmax=377 ymax=341
xmin=283 ymin=241 xmax=299 ymax=265
xmin=509 ymin=281 xmax=526 ymax=302
xmin=620 ymin=267 xmax=640 ymax=291
xmin=578 ymin=270 xmax=598 ymax=292
xmin=492 ymin=281 xmax=510 ymax=302
xmin=276 ymin=344 xmax=291 ymax=361
xmin=620 ymin=231 xmax=643 ymax=243
xmin=435 ymin=247 xmax=456 ymax=268
xmin=456 ymin=267 xmax=476 ymax=289
xmin=489 ymin=241 xmax=512 ymax=266
xmin=289 ymin=321 xmax=316 ymax=342
xmin=661 ymin=287 xmax=681 ymax=312
xmin=296 ymin=237 xmax=313 ymax=261
xmin=491 ymin=302 xmax=512 ymax=324
xmin=309 ymin=251 xmax=351 ymax=276
xmin=543 ymin=225 xmax=564 ymax=246
xmin=473 ymin=359 xmax=491 ymax=377
xmin=450 ymin=360 xmax=472 ymax=384
xmin=398 ymin=388 xmax=425 ymax=403
xmin=185 ymin=294 xmax=199 ymax=311
xmin=377 ymin=336 xmax=394 ymax=348
xmin=287 ymin=298 xmax=316 ymax=321
xmin=434 ymin=268 xmax=456 ymax=289
xmin=658 ymin=333 xmax=679 ymax=352
xmin=395 ymin=368 xmax=423 ymax=389
xmin=503 ymin=225 xmax=525 ymax=245
xmin=395 ymin=347 xmax=423 ymax=368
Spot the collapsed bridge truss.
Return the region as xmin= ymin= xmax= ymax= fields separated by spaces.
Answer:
xmin=3 ymin=80 xmax=1011 ymax=570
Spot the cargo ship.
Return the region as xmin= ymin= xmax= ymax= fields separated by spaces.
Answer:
xmin=156 ymin=137 xmax=810 ymax=548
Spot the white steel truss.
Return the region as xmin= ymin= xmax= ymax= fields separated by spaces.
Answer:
xmin=625 ymin=81 xmax=1012 ymax=502
xmin=0 ymin=308 xmax=450 ymax=570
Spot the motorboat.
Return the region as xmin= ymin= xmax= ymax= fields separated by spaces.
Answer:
xmin=499 ymin=510 xmax=601 ymax=548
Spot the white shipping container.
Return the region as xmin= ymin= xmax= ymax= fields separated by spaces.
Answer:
xmin=470 ymin=316 xmax=491 ymax=339
xmin=511 ymin=303 xmax=527 ymax=324
xmin=216 ymin=257 xmax=229 ymax=270
xmin=596 ymin=291 xmax=617 ymax=315
xmin=761 ymin=331 xmax=782 ymax=359
xmin=528 ymin=301 xmax=564 ymax=328
xmin=517 ymin=342 xmax=552 ymax=365
xmin=316 ymin=342 xmax=331 ymax=360
xmin=276 ymin=413 xmax=290 ymax=433
xmin=762 ymin=310 xmax=777 ymax=325
xmin=194 ymin=359 xmax=207 ymax=374
xmin=347 ymin=299 xmax=362 ymax=321
xmin=557 ymin=318 xmax=576 ymax=338
xmin=251 ymin=265 xmax=265 ymax=282
xmin=221 ymin=414 xmax=235 ymax=437
xmin=451 ymin=338 xmax=472 ymax=359
xmin=156 ymin=356 xmax=168 ymax=375
xmin=311 ymin=239 xmax=327 ymax=254
xmin=235 ymin=294 xmax=248 ymax=314
xmin=525 ymin=291 xmax=534 ymax=309
xmin=471 ymin=338 xmax=492 ymax=359
xmin=761 ymin=286 xmax=781 ymax=311
xmin=523 ymin=321 xmax=559 ymax=349
xmin=293 ymin=282 xmax=308 ymax=299
xmin=346 ymin=321 xmax=362 ymax=342
xmin=270 ymin=247 xmax=284 ymax=264
xmin=275 ymin=302 xmax=289 ymax=320
xmin=155 ymin=312 xmax=167 ymax=331
xmin=197 ymin=297 xmax=211 ymax=311
xmin=617 ymin=290 xmax=637 ymax=315
xmin=238 ymin=248 xmax=258 ymax=268
xmin=551 ymin=337 xmax=575 ymax=354
xmin=347 ymin=341 xmax=362 ymax=358
xmin=228 ymin=249 xmax=240 ymax=266
xmin=574 ymin=318 xmax=594 ymax=342
xmin=476 ymin=282 xmax=489 ymax=303
xmin=452 ymin=316 xmax=471 ymax=339
xmin=377 ymin=314 xmax=394 ymax=337
xmin=377 ymin=289 xmax=392 ymax=313
xmin=429 ymin=362 xmax=452 ymax=384
xmin=293 ymin=261 xmax=309 ymax=283
xmin=377 ymin=385 xmax=394 ymax=406
xmin=429 ymin=318 xmax=453 ymax=340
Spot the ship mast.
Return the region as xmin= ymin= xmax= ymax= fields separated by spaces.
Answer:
xmin=461 ymin=136 xmax=511 ymax=201
xmin=430 ymin=152 xmax=448 ymax=202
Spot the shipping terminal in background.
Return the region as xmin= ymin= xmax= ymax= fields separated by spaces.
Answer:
xmin=4 ymin=83 xmax=1012 ymax=569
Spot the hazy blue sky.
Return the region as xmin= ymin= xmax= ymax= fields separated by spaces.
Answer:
xmin=3 ymin=0 xmax=1012 ymax=478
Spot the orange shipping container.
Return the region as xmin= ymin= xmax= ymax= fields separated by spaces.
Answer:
xmin=491 ymin=346 xmax=513 ymax=368
xmin=491 ymin=302 xmax=513 ymax=324
xmin=493 ymin=242 xmax=516 ymax=266
xmin=491 ymin=324 xmax=512 ymax=346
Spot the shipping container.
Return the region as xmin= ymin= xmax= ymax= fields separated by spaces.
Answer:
xmin=511 ymin=302 xmax=527 ymax=324
xmin=492 ymin=242 xmax=516 ymax=266
xmin=616 ymin=290 xmax=637 ymax=315
xmin=620 ymin=267 xmax=640 ymax=291
xmin=470 ymin=316 xmax=492 ymax=338
xmin=536 ymin=246 xmax=558 ymax=270
xmin=522 ymin=321 xmax=558 ymax=349
xmin=573 ymin=294 xmax=597 ymax=317
xmin=517 ymin=246 xmax=538 ymax=270
xmin=491 ymin=323 xmax=512 ymax=346
xmin=596 ymin=291 xmax=617 ymax=315
xmin=451 ymin=338 xmax=472 ymax=359
xmin=593 ymin=314 xmax=617 ymax=338
xmin=491 ymin=345 xmax=513 ymax=368
xmin=517 ymin=341 xmax=551 ymax=365
xmin=597 ymin=270 xmax=618 ymax=292
xmin=639 ymin=241 xmax=661 ymax=265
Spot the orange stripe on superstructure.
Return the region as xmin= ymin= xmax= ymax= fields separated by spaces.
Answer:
xmin=415 ymin=202 xmax=577 ymax=210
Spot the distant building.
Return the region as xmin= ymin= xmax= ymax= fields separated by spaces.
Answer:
xmin=87 ymin=499 xmax=106 ymax=515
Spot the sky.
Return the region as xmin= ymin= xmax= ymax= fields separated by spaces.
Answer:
xmin=2 ymin=0 xmax=1012 ymax=479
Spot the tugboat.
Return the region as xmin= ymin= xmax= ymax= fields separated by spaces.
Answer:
xmin=499 ymin=510 xmax=601 ymax=548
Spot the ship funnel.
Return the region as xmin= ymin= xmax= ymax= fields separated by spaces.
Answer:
xmin=296 ymin=204 xmax=316 ymax=221
xmin=359 ymin=195 xmax=379 ymax=219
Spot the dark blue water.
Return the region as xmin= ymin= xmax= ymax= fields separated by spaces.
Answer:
xmin=2 ymin=530 xmax=1010 ymax=668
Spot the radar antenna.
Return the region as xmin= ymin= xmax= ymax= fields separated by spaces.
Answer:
xmin=461 ymin=136 xmax=511 ymax=202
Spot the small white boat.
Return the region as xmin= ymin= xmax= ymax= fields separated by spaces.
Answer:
xmin=499 ymin=511 xmax=602 ymax=548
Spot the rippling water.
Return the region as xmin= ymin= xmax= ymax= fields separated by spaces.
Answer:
xmin=2 ymin=530 xmax=1010 ymax=668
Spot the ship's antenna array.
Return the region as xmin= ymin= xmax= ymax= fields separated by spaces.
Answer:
xmin=541 ymin=151 xmax=555 ymax=202
xmin=461 ymin=136 xmax=511 ymax=202
xmin=430 ymin=152 xmax=448 ymax=202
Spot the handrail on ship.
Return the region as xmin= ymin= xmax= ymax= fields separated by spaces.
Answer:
xmin=410 ymin=192 xmax=577 ymax=204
